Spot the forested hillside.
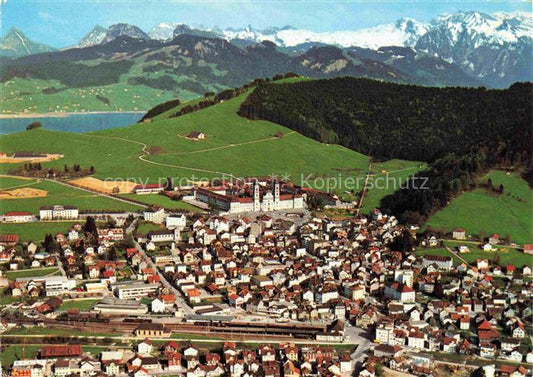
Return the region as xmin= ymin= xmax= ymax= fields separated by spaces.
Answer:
xmin=239 ymin=77 xmax=532 ymax=222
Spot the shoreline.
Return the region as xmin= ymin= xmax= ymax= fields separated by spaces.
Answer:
xmin=0 ymin=111 xmax=146 ymax=119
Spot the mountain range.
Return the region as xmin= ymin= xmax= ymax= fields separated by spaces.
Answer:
xmin=2 ymin=10 xmax=531 ymax=88
xmin=0 ymin=10 xmax=531 ymax=114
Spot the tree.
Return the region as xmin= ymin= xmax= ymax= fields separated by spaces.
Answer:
xmin=164 ymin=177 xmax=173 ymax=191
xmin=42 ymin=233 xmax=58 ymax=253
xmin=434 ymin=281 xmax=444 ymax=298
xmin=83 ymin=216 xmax=97 ymax=237
xmin=503 ymin=233 xmax=512 ymax=244
xmin=390 ymin=229 xmax=415 ymax=254
xmin=26 ymin=121 xmax=42 ymax=130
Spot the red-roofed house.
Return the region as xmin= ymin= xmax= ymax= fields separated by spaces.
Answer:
xmin=3 ymin=211 xmax=34 ymax=223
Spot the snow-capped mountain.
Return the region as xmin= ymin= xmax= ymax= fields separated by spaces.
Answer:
xmin=416 ymin=11 xmax=533 ymax=87
xmin=148 ymin=20 xmax=429 ymax=50
xmin=149 ymin=22 xmax=182 ymax=40
xmin=79 ymin=25 xmax=108 ymax=48
xmin=223 ymin=18 xmax=430 ymax=49
xmin=69 ymin=11 xmax=532 ymax=87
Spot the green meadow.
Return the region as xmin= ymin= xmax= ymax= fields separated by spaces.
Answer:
xmin=361 ymin=159 xmax=427 ymax=213
xmin=0 ymin=222 xmax=79 ymax=242
xmin=1 ymin=88 xmax=373 ymax=196
xmin=425 ymin=170 xmax=533 ymax=246
xmin=443 ymin=240 xmax=531 ymax=267
xmin=6 ymin=267 xmax=60 ymax=280
xmin=120 ymin=194 xmax=200 ymax=212
xmin=0 ymin=178 xmax=142 ymax=214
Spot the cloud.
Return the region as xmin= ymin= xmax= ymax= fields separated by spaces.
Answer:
xmin=38 ymin=10 xmax=68 ymax=25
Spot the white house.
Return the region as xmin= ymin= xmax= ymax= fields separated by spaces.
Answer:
xmin=137 ymin=340 xmax=153 ymax=355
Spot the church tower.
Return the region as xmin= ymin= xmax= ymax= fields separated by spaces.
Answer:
xmin=253 ymin=180 xmax=260 ymax=211
xmin=273 ymin=180 xmax=280 ymax=209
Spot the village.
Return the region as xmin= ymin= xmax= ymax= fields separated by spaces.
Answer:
xmin=0 ymin=177 xmax=532 ymax=377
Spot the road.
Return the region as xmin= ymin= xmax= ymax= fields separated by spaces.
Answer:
xmin=125 ymin=219 xmax=195 ymax=316
xmin=356 ymin=160 xmax=373 ymax=214
xmin=346 ymin=325 xmax=372 ymax=364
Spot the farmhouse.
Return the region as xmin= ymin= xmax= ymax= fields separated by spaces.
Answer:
xmin=39 ymin=205 xmax=79 ymax=220
xmin=452 ymin=228 xmax=466 ymax=240
xmin=186 ymin=131 xmax=206 ymax=140
xmin=192 ymin=178 xmax=305 ymax=214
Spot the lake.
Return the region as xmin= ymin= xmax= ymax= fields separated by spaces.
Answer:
xmin=0 ymin=112 xmax=144 ymax=134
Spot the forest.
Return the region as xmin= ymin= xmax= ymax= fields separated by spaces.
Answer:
xmin=239 ymin=77 xmax=532 ymax=222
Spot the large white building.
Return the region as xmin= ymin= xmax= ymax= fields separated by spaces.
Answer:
xmin=112 ymin=281 xmax=159 ymax=299
xmin=422 ymin=255 xmax=453 ymax=271
xmin=384 ymin=282 xmax=416 ymax=302
xmin=143 ymin=207 xmax=166 ymax=224
xmin=45 ymin=276 xmax=77 ymax=296
xmin=2 ymin=211 xmax=34 ymax=223
xmin=193 ymin=179 xmax=305 ymax=214
xmin=39 ymin=205 xmax=79 ymax=220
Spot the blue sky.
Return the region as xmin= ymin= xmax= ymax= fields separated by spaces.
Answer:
xmin=1 ymin=0 xmax=531 ymax=47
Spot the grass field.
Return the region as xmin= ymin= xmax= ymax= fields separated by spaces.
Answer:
xmin=0 ymin=221 xmax=79 ymax=242
xmin=59 ymin=299 xmax=99 ymax=311
xmin=120 ymin=194 xmax=200 ymax=211
xmin=425 ymin=171 xmax=533 ymax=246
xmin=136 ymin=221 xmax=164 ymax=235
xmin=1 ymin=78 xmax=180 ymax=114
xmin=0 ymin=345 xmax=40 ymax=368
xmin=361 ymin=159 xmax=427 ymax=213
xmin=6 ymin=267 xmax=59 ymax=280
xmin=443 ymin=240 xmax=532 ymax=266
xmin=0 ymin=176 xmax=38 ymax=189
xmin=4 ymin=326 xmax=118 ymax=337
xmin=0 ymin=177 xmax=142 ymax=214
xmin=0 ymin=87 xmax=373 ymax=199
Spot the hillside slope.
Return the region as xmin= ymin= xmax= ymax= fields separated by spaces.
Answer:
xmin=1 ymin=85 xmax=406 ymax=202
xmin=239 ymin=77 xmax=531 ymax=162
xmin=238 ymin=77 xmax=532 ymax=232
